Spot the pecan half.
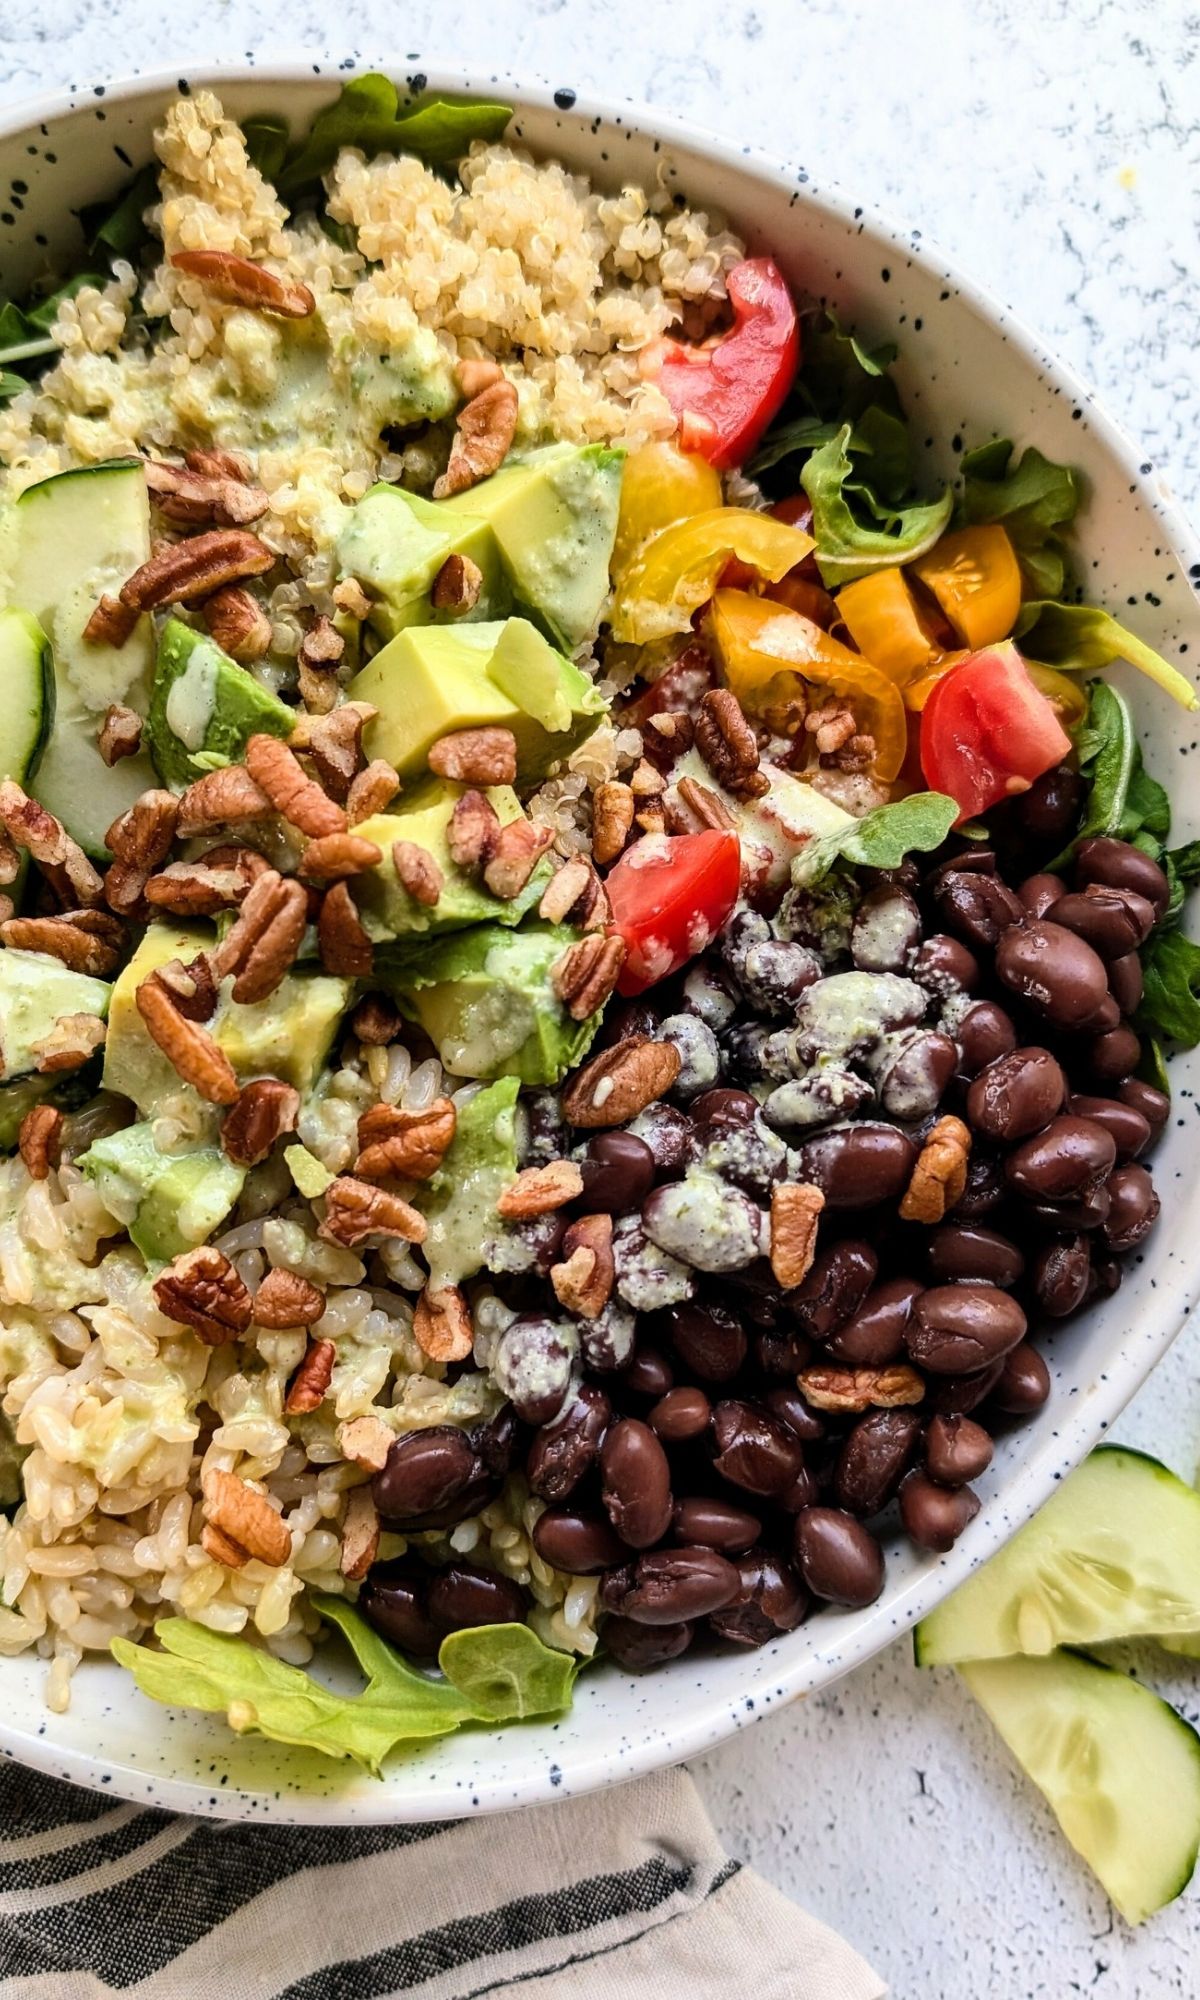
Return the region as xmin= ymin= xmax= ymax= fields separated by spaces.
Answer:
xmin=97 ymin=705 xmax=143 ymax=766
xmin=899 ymin=1115 xmax=972 ymax=1225
xmin=298 ymin=832 xmax=381 ymax=885
xmin=1 ymin=910 xmax=123 ymax=977
xmin=290 ymin=703 xmax=376 ymax=803
xmin=31 ymin=1014 xmax=106 ymax=1074
xmin=202 ymin=1469 xmax=292 ymax=1568
xmin=428 ymin=725 xmax=517 ymax=787
xmin=284 ymin=1337 xmax=336 ymax=1414
xmin=430 ymin=552 xmax=484 ymax=614
xmin=551 ymin=932 xmax=626 ymax=1020
xmin=221 ymin=1077 xmax=301 ymax=1167
xmin=144 ymin=848 xmax=269 ymax=916
xmin=354 ymin=1098 xmax=457 ymax=1182
xmin=447 ymin=789 xmax=500 ymax=870
xmin=591 ymin=781 xmax=635 ymax=865
xmin=433 ymin=380 xmax=519 ymax=499
xmin=483 ymin=818 xmax=553 ymax=900
xmin=551 ymin=1213 xmax=615 ymax=1319
xmin=212 ymin=869 xmax=307 ymax=1004
xmin=83 ymin=594 xmax=139 ymax=648
xmin=347 ymin=759 xmax=401 ymax=825
xmin=538 ymin=856 xmax=609 ymax=931
xmin=103 ymin=789 xmax=179 ymax=916
xmin=171 ymin=249 xmax=315 ymax=319
xmin=339 ymin=1414 xmax=394 ymax=1471
xmin=118 ymin=530 xmax=274 ymax=613
xmin=694 ymin=689 xmax=769 ymax=800
xmin=413 ymin=1284 xmax=474 ymax=1363
xmin=317 ymin=882 xmax=373 ymax=977
xmin=797 ymin=1364 xmax=926 ymax=1413
xmin=154 ymin=1245 xmax=253 ymax=1344
xmin=157 ymin=953 xmax=218 ymax=1022
xmin=201 ymin=1523 xmax=250 ymax=1570
xmin=135 ymin=972 xmax=239 ymax=1104
xmin=245 ymin=733 xmax=346 ymax=838
xmin=0 ymin=781 xmax=103 ymax=908
xmin=392 ymin=839 xmax=442 ymax=908
xmin=349 ymin=993 xmax=403 ymax=1046
xmin=202 ymin=584 xmax=272 ymax=662
xmin=769 ymin=1182 xmax=825 ymax=1291
xmin=339 ymin=1487 xmax=380 ymax=1580
xmin=18 ymin=1104 xmax=62 ymax=1181
xmin=496 ymin=1160 xmax=584 ymax=1219
xmin=560 ymin=1036 xmax=682 ymax=1129
xmin=673 ymin=774 xmax=736 ymax=832
xmin=144 ymin=457 xmax=269 ymax=528
xmin=253 ymin=1266 xmax=326 ymax=1330
xmin=319 ymin=1176 xmax=428 ymax=1247
xmin=175 ymin=765 xmax=272 ymax=836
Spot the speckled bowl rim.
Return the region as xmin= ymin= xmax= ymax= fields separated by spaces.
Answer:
xmin=1 ymin=54 xmax=1198 ymax=1824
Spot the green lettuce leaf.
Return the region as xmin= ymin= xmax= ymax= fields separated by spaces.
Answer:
xmin=801 ymin=424 xmax=952 ymax=586
xmin=957 ymin=439 xmax=1080 ymax=598
xmin=438 ymin=1622 xmax=579 ymax=1720
xmin=79 ymin=163 xmax=159 ymax=261
xmin=1137 ymin=930 xmax=1200 ymax=1049
xmin=801 ymin=790 xmax=959 ymax=882
xmin=1014 ymin=601 xmax=1198 ymax=713
xmin=278 ymin=76 xmax=512 ymax=195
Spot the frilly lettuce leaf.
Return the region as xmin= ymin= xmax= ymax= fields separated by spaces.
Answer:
xmin=957 ymin=439 xmax=1080 ymax=599
xmin=277 ymin=76 xmax=512 ymax=195
xmin=801 ymin=425 xmax=952 ymax=587
xmin=438 ymin=1621 xmax=580 ymax=1719
xmin=799 ymin=790 xmax=959 ymax=883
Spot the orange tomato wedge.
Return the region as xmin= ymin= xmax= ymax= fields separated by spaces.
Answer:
xmin=912 ymin=524 xmax=1023 ymax=649
xmin=835 ymin=566 xmax=945 ymax=683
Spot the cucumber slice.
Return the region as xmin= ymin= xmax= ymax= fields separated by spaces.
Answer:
xmin=0 ymin=609 xmax=54 ymax=784
xmin=961 ymin=1650 xmax=1200 ymax=1925
xmin=30 ymin=694 xmax=158 ymax=860
xmin=915 ymin=1446 xmax=1200 ymax=1665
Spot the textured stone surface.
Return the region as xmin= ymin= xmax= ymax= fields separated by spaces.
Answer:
xmin=1 ymin=3 xmax=1197 ymax=1987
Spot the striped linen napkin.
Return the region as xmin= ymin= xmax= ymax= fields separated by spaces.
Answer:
xmin=0 ymin=1759 xmax=885 ymax=1998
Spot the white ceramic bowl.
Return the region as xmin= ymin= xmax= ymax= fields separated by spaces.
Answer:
xmin=1 ymin=60 xmax=1198 ymax=1825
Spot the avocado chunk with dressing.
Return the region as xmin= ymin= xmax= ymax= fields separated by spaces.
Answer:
xmin=148 ymin=619 xmax=294 ymax=789
xmin=381 ymin=920 xmax=601 ymax=1087
xmin=0 ymin=949 xmax=110 ymax=1084
xmin=416 ymin=1075 xmax=520 ymax=1290
xmin=348 ymin=615 xmax=605 ymax=783
xmin=353 ymin=779 xmax=551 ymax=942
xmin=336 ymin=484 xmax=510 ymax=638
xmin=80 ymin=1121 xmax=245 ymax=1265
xmin=440 ymin=443 xmax=625 ymax=649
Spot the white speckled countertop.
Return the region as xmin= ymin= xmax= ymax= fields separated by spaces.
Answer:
xmin=2 ymin=2 xmax=1198 ymax=1990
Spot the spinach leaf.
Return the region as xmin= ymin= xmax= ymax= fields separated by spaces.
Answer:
xmin=438 ymin=1622 xmax=579 ymax=1720
xmin=25 ymin=271 xmax=106 ymax=332
xmin=1053 ymin=680 xmax=1170 ymax=865
xmin=1167 ymin=840 xmax=1200 ymax=888
xmin=1015 ymin=600 xmax=1197 ymax=714
xmin=242 ymin=112 xmax=290 ymax=182
xmin=800 ymin=790 xmax=959 ymax=881
xmin=957 ymin=440 xmax=1079 ymax=598
xmin=801 ymin=424 xmax=953 ymax=587
xmin=1137 ymin=930 xmax=1200 ymax=1049
xmin=278 ymin=76 xmax=512 ymax=195
xmin=78 ymin=163 xmax=158 ymax=261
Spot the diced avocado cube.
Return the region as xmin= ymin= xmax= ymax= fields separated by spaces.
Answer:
xmin=0 ymin=949 xmax=110 ymax=1084
xmin=80 ymin=1121 xmax=245 ymax=1265
xmin=381 ymin=921 xmax=602 ymax=1087
xmin=440 ymin=443 xmax=625 ymax=650
xmin=336 ymin=484 xmax=510 ymax=638
xmin=416 ymin=1076 xmax=520 ymax=1291
xmin=148 ymin=619 xmax=295 ymax=790
xmin=347 ymin=615 xmax=605 ymax=783
xmin=0 ymin=1074 xmax=57 ymax=1151
xmin=103 ymin=922 xmax=207 ymax=1111
xmin=352 ymin=778 xmax=550 ymax=941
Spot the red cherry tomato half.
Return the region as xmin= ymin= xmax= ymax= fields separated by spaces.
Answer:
xmin=606 ymin=829 xmax=742 ymax=995
xmin=920 ymin=643 xmax=1072 ymax=824
xmin=652 ymin=259 xmax=799 ymax=473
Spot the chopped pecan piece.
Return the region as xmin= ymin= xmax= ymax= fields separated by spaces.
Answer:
xmin=349 ymin=993 xmax=403 ymax=1046
xmin=797 ymin=1364 xmax=926 ymax=1413
xmin=644 ymin=711 xmax=694 ymax=763
xmin=433 ymin=379 xmax=519 ymax=499
xmin=153 ymin=1245 xmax=253 ymax=1344
xmin=900 ymin=1115 xmax=972 ymax=1225
xmin=0 ymin=781 xmax=104 ymax=908
xmin=317 ymin=882 xmax=373 ymax=977
xmin=297 ymin=615 xmax=345 ymax=715
xmin=551 ymin=1213 xmax=615 ymax=1319
xmin=212 ymin=869 xmax=308 ymax=1005
xmin=144 ymin=457 xmax=269 ymax=528
xmin=202 ymin=584 xmax=272 ymax=662
xmin=456 ymin=357 xmax=504 ymax=398
xmin=634 ymin=803 xmax=666 ymax=836
xmin=135 ymin=972 xmax=239 ymax=1104
xmin=339 ymin=1487 xmax=380 ymax=1580
xmin=539 ymin=856 xmax=609 ymax=931
xmin=171 ymin=249 xmax=315 ymax=319
xmin=290 ymin=702 xmax=376 ymax=803
xmin=447 ymin=789 xmax=500 ymax=870
xmin=83 ymin=594 xmax=140 ymax=648
xmin=144 ymin=848 xmax=269 ymax=916
xmin=245 ymin=733 xmax=346 ymax=838
xmin=156 ymin=953 xmax=218 ymax=1022
xmin=483 ymin=818 xmax=553 ymax=900
xmin=202 ymin=1469 xmax=292 ymax=1568
xmin=805 ymin=701 xmax=857 ymax=757
xmin=339 ymin=1414 xmax=394 ymax=1472
xmin=298 ymin=832 xmax=382 ymax=884
xmin=118 ymin=530 xmax=274 ymax=613
xmin=591 ymin=781 xmax=635 ymax=865
xmin=496 ymin=1160 xmax=584 ymax=1219
xmin=630 ymin=759 xmax=666 ymax=798
xmin=284 ymin=1337 xmax=337 ymax=1414
xmin=18 ymin=1104 xmax=63 ymax=1181
xmin=551 ymin=933 xmax=626 ymax=1020
xmin=392 ymin=839 xmax=442 ymax=908
xmin=769 ymin=1182 xmax=825 ymax=1291
xmin=253 ymin=1266 xmax=326 ymax=1330
xmin=674 ymin=774 xmax=736 ymax=832
xmin=103 ymin=789 xmax=179 ymax=917
xmin=0 ymin=836 xmax=20 ymax=888
xmin=1 ymin=910 xmax=123 ymax=978
xmin=430 ymin=552 xmax=484 ymax=614
xmin=31 ymin=1014 xmax=106 ymax=1074
xmin=332 ymin=576 xmax=372 ymax=620
xmin=560 ymin=1037 xmax=682 ymax=1129
xmin=175 ymin=765 xmax=273 ymax=836
xmin=347 ymin=759 xmax=400 ymax=825
xmin=355 ymin=1097 xmax=457 ymax=1182
xmin=319 ymin=1176 xmax=428 ymax=1247
xmin=97 ymin=705 xmax=143 ymax=766
xmin=185 ymin=447 xmax=254 ymax=483
xmin=201 ymin=1522 xmax=250 ymax=1570
xmin=413 ymin=1284 xmax=474 ymax=1363
xmin=428 ymin=725 xmax=517 ymax=787
xmin=221 ymin=1078 xmax=301 ymax=1167
xmin=695 ymin=688 xmax=769 ymax=800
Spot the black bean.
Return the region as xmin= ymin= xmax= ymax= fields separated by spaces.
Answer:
xmin=492 ymin=1315 xmax=575 ymax=1426
xmin=1005 ymin=1115 xmax=1117 ymax=1202
xmin=754 ymin=1327 xmax=814 ymax=1376
xmin=1084 ymin=1024 xmax=1141 ymax=1086
xmin=659 ymin=1012 xmax=721 ymax=1099
xmin=709 ymin=1550 xmax=808 ymax=1646
xmin=906 ymin=1286 xmax=1027 ymax=1374
xmin=694 ymin=1110 xmax=789 ymax=1200
xmin=923 ymin=1414 xmax=993 ymax=1486
xmin=1117 ymin=1078 xmax=1170 ymax=1145
xmin=966 ymin=1046 xmax=1067 ymax=1142
xmin=523 ymin=1091 xmax=567 ymax=1167
xmin=875 ymin=1029 xmax=958 ymax=1120
xmin=427 ymin=1562 xmax=527 ymax=1632
xmin=935 ymin=870 xmax=1024 ymax=949
xmin=955 ymin=1002 xmax=1018 ymax=1079
xmin=666 ymin=1300 xmax=749 ymax=1383
xmin=762 ymin=1067 xmax=875 ymax=1137
xmin=739 ymin=938 xmax=823 ymax=1013
xmin=474 ymin=1404 xmax=520 ymax=1479
xmin=989 ymin=1341 xmax=1051 ymax=1415
xmin=790 ymin=1240 xmax=878 ymax=1338
xmin=717 ymin=906 xmax=771 ymax=971
xmin=792 ymin=1123 xmax=917 ymax=1208
xmin=711 ymin=1399 xmax=807 ymax=1499
xmin=927 ymin=1222 xmax=1024 ymax=1288
xmin=373 ymin=1427 xmax=479 ymax=1524
xmin=579 ymin=1131 xmax=656 ymax=1214
xmin=825 ymin=1277 xmax=921 ymax=1367
xmin=358 ymin=1559 xmax=441 ymax=1657
xmin=691 ymin=1086 xmax=758 ymax=1129
xmin=1108 ymin=952 xmax=1144 ymax=1017
xmin=835 ymin=1409 xmax=922 ymax=1516
xmin=996 ymin=920 xmax=1110 ymax=1028
xmin=765 ymin=1387 xmax=826 ymax=1442
xmin=609 ymin=1547 xmax=742 ymax=1624
xmin=532 ymin=1508 xmax=627 ymax=1574
xmin=850 ymin=887 xmax=923 ymax=973
xmin=722 ymin=1022 xmax=777 ymax=1086
xmin=603 ymin=1615 xmax=695 ymax=1669
xmin=600 ymin=1418 xmax=673 ymax=1548
xmin=672 ymin=1495 xmax=762 ymax=1554
xmin=950 ymin=1148 xmax=1005 ymax=1217
xmin=1017 ymin=872 xmax=1064 ymax=919
xmin=1050 ymin=885 xmax=1155 ymax=961
xmin=792 ymin=1507 xmax=885 ymax=1607
xmin=929 ymin=1359 xmax=1005 ymax=1415
xmin=1068 ymin=1093 xmax=1151 ymax=1161
xmin=1032 ymin=1234 xmax=1091 ymax=1317
xmin=579 ymin=1296 xmax=636 ymax=1373
xmin=1075 ymin=836 xmax=1169 ymax=918
xmin=1082 ymin=992 xmax=1122 ymax=1034
xmin=1103 ymin=1162 xmax=1160 ymax=1251
xmin=527 ymin=1385 xmax=611 ymax=1503
xmin=649 ymin=1386 xmax=712 ymax=1442
xmin=627 ymin=1102 xmax=693 ymax=1176
xmin=899 ymin=1471 xmax=981 ymax=1551
xmin=620 ymin=1346 xmax=675 ymax=1399
xmin=642 ymin=1176 xmax=765 ymax=1273
xmin=682 ymin=961 xmax=740 ymax=1030
xmin=909 ymin=932 xmax=980 ymax=995
xmin=1011 ymin=763 xmax=1084 ymax=845
xmin=1029 ymin=1185 xmax=1112 ymax=1232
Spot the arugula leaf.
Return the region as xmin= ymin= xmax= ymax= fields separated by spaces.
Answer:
xmin=0 ymin=368 xmax=27 ymax=404
xmin=242 ymin=113 xmax=290 ymax=182
xmin=278 ymin=76 xmax=512 ymax=195
xmin=958 ymin=440 xmax=1080 ymax=598
xmin=1137 ymin=930 xmax=1200 ymax=1049
xmin=1015 ymin=601 xmax=1198 ymax=714
xmin=438 ymin=1622 xmax=579 ymax=1720
xmin=1136 ymin=1034 xmax=1171 ymax=1097
xmin=747 ymin=414 xmax=840 ymax=477
xmin=799 ymin=790 xmax=959 ymax=883
xmin=801 ymin=424 xmax=953 ymax=587
xmin=1053 ymin=681 xmax=1170 ymax=866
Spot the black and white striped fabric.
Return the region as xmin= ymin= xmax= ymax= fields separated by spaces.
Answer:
xmin=0 ymin=1761 xmax=884 ymax=1998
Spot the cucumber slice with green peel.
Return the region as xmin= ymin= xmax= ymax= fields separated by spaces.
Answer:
xmin=915 ymin=1447 xmax=1200 ymax=1666
xmin=0 ymin=609 xmax=54 ymax=785
xmin=960 ymin=1650 xmax=1200 ymax=1925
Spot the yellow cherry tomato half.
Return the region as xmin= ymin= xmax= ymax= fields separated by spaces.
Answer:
xmin=1024 ymin=660 xmax=1090 ymax=729
xmin=611 ymin=440 xmax=723 ymax=578
xmin=610 ymin=509 xmax=815 ymax=646
xmin=834 ymin=565 xmax=945 ymax=684
xmin=912 ymin=523 xmax=1023 ymax=650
